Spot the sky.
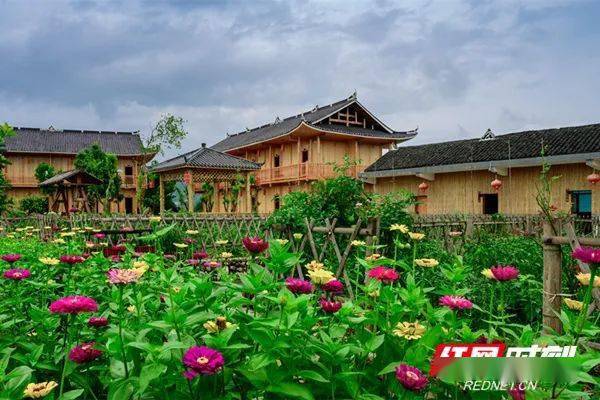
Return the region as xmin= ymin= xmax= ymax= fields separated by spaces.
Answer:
xmin=1 ymin=0 xmax=599 ymax=160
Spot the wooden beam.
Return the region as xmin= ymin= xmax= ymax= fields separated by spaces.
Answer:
xmin=489 ymin=166 xmax=508 ymax=176
xmin=246 ymin=174 xmax=251 ymax=213
xmin=159 ymin=175 xmax=165 ymax=215
xmin=187 ymin=170 xmax=194 ymax=213
xmin=416 ymin=173 xmax=435 ymax=181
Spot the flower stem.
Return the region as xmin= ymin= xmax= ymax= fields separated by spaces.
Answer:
xmin=117 ymin=286 xmax=129 ymax=378
xmin=575 ymin=267 xmax=597 ymax=343
xmin=59 ymin=314 xmax=72 ymax=398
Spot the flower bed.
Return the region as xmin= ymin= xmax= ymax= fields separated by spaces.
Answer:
xmin=0 ymin=225 xmax=598 ymax=399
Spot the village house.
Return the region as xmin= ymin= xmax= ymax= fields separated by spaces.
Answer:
xmin=361 ymin=124 xmax=600 ymax=216
xmin=4 ymin=127 xmax=153 ymax=213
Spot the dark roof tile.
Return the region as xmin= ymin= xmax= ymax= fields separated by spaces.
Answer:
xmin=152 ymin=146 xmax=261 ymax=172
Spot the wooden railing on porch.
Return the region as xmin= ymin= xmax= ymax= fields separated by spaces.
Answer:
xmin=255 ymin=163 xmax=365 ymax=185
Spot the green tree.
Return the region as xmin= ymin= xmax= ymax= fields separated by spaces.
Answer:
xmin=34 ymin=162 xmax=57 ymax=195
xmin=0 ymin=123 xmax=15 ymax=213
xmin=74 ymin=144 xmax=120 ymax=213
xmin=20 ymin=195 xmax=48 ymax=214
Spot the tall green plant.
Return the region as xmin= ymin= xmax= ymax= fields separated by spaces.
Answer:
xmin=74 ymin=144 xmax=120 ymax=213
xmin=0 ymin=123 xmax=14 ymax=213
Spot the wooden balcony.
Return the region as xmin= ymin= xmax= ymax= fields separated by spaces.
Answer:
xmin=254 ymin=163 xmax=365 ymax=185
xmin=122 ymin=175 xmax=135 ymax=188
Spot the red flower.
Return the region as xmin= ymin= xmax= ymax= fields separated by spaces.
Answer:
xmin=242 ymin=237 xmax=269 ymax=254
xmin=188 ymin=259 xmax=200 ymax=267
xmin=367 ymin=266 xmax=399 ymax=283
xmin=319 ymin=298 xmax=342 ymax=313
xmin=1 ymin=254 xmax=21 ymax=263
xmin=69 ymin=342 xmax=102 ymax=363
xmin=285 ymin=278 xmax=313 ymax=294
xmin=322 ymin=279 xmax=344 ymax=293
xmin=395 ymin=364 xmax=428 ymax=391
xmin=508 ymin=385 xmax=526 ymax=400
xmin=193 ymin=250 xmax=208 ymax=260
xmin=490 ymin=265 xmax=519 ymax=281
xmin=3 ymin=268 xmax=30 ymax=280
xmin=88 ymin=316 xmax=108 ymax=327
xmin=59 ymin=255 xmax=85 ymax=264
xmin=49 ymin=296 xmax=98 ymax=314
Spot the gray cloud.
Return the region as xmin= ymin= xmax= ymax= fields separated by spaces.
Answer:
xmin=0 ymin=0 xmax=599 ymax=159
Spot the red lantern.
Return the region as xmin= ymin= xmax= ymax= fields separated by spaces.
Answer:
xmin=418 ymin=181 xmax=429 ymax=192
xmin=183 ymin=171 xmax=192 ymax=185
xmin=491 ymin=178 xmax=502 ymax=191
xmin=587 ymin=173 xmax=600 ymax=185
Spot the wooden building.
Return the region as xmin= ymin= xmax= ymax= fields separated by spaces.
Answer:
xmin=211 ymin=93 xmax=416 ymax=213
xmin=4 ymin=127 xmax=153 ymax=213
xmin=361 ymin=124 xmax=600 ymax=216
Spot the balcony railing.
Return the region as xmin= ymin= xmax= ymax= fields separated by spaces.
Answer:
xmin=123 ymin=175 xmax=135 ymax=187
xmin=254 ymin=163 xmax=364 ymax=185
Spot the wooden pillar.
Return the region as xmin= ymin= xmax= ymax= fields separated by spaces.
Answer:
xmin=187 ymin=170 xmax=194 ymax=213
xmin=542 ymin=219 xmax=562 ymax=334
xmin=246 ymin=174 xmax=251 ymax=213
xmin=159 ymin=175 xmax=165 ymax=215
xmin=213 ymin=181 xmax=219 ymax=213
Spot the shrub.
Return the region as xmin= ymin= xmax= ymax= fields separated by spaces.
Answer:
xmin=19 ymin=195 xmax=48 ymax=214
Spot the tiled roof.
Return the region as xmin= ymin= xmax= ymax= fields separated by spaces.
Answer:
xmin=5 ymin=127 xmax=145 ymax=156
xmin=152 ymin=145 xmax=262 ymax=172
xmin=39 ymin=169 xmax=102 ymax=186
xmin=211 ymin=95 xmax=414 ymax=152
xmin=364 ymin=123 xmax=600 ymax=173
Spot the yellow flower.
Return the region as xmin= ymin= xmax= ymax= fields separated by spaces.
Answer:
xmin=84 ymin=226 xmax=94 ymax=231
xmin=172 ymin=286 xmax=181 ymax=293
xmin=307 ymin=269 xmax=335 ymax=284
xmin=16 ymin=227 xmax=25 ymax=232
xmin=39 ymin=257 xmax=60 ymax=266
xmin=481 ymin=268 xmax=495 ymax=280
xmin=365 ymin=253 xmax=382 ymax=261
xmin=414 ymin=258 xmax=439 ymax=268
xmin=575 ymin=273 xmax=600 ymax=287
xmin=133 ymin=260 xmax=149 ymax=270
xmin=203 ymin=320 xmax=219 ymax=333
xmin=221 ymin=252 xmax=233 ymax=259
xmin=563 ymin=298 xmax=584 ymax=311
xmin=186 ymin=229 xmax=199 ymax=235
xmin=47 ymin=279 xmax=56 ymax=285
xmin=6 ymin=233 xmax=14 ymax=238
xmin=215 ymin=240 xmax=229 ymax=245
xmin=393 ymin=321 xmax=426 ymax=340
xmin=293 ymin=233 xmax=303 ymax=240
xmin=174 ymin=243 xmax=188 ymax=248
xmin=85 ymin=242 xmax=96 ymax=248
xmin=351 ymin=240 xmax=366 ymax=246
xmin=408 ymin=232 xmax=425 ymax=241
xmin=149 ymin=216 xmax=161 ymax=222
xmin=306 ymin=260 xmax=324 ymax=271
xmin=52 ymin=239 xmax=65 ymax=244
xmin=127 ymin=305 xmax=137 ymax=313
xmin=390 ymin=224 xmax=409 ymax=233
xmin=204 ymin=317 xmax=235 ymax=333
xmin=25 ymin=226 xmax=34 ymax=230
xmin=368 ymin=289 xmax=380 ymax=298
xmin=23 ymin=381 xmax=58 ymax=398
xmin=44 ymin=226 xmax=52 ymax=230
xmin=60 ymin=231 xmax=76 ymax=237
xmin=275 ymin=238 xmax=289 ymax=245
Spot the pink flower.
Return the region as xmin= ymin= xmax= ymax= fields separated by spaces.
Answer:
xmin=490 ymin=265 xmax=519 ymax=281
xmin=508 ymin=385 xmax=526 ymax=400
xmin=395 ymin=364 xmax=428 ymax=391
xmin=184 ymin=238 xmax=197 ymax=245
xmin=572 ymin=247 xmax=600 ymax=265
xmin=367 ymin=266 xmax=399 ymax=283
xmin=193 ymin=250 xmax=208 ymax=260
xmin=69 ymin=207 xmax=79 ymax=213
xmin=319 ymin=298 xmax=343 ymax=313
xmin=88 ymin=316 xmax=108 ymax=327
xmin=202 ymin=260 xmax=221 ymax=270
xmin=242 ymin=237 xmax=269 ymax=254
xmin=3 ymin=268 xmax=30 ymax=280
xmin=49 ymin=296 xmax=98 ymax=314
xmin=93 ymin=233 xmax=106 ymax=239
xmin=111 ymin=245 xmax=127 ymax=253
xmin=107 ymin=268 xmax=140 ymax=284
xmin=164 ymin=254 xmax=176 ymax=261
xmin=1 ymin=254 xmax=21 ymax=263
xmin=108 ymin=255 xmax=122 ymax=263
xmin=59 ymin=255 xmax=85 ymax=265
xmin=439 ymin=295 xmax=473 ymax=310
xmin=69 ymin=342 xmax=102 ymax=363
xmin=182 ymin=346 xmax=224 ymax=378
xmin=188 ymin=259 xmax=200 ymax=267
xmin=322 ymin=279 xmax=344 ymax=293
xmin=285 ymin=278 xmax=313 ymax=294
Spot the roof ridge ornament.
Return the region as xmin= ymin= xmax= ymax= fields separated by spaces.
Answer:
xmin=481 ymin=128 xmax=495 ymax=140
xmin=349 ymin=90 xmax=357 ymax=100
xmin=48 ymin=125 xmax=56 ymax=131
xmin=273 ymin=116 xmax=281 ymax=125
xmin=312 ymin=105 xmax=319 ymax=112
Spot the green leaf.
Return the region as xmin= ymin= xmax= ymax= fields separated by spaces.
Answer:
xmin=364 ymin=334 xmax=385 ymax=352
xmin=267 ymin=382 xmax=314 ymax=400
xmin=298 ymin=370 xmax=329 ymax=383
xmin=60 ymin=389 xmax=85 ymax=400
xmin=378 ymin=361 xmax=401 ymax=375
xmin=139 ymin=363 xmax=167 ymax=393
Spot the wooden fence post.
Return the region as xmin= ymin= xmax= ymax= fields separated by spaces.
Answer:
xmin=542 ymin=218 xmax=563 ymax=334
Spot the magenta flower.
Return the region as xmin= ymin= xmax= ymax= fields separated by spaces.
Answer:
xmin=367 ymin=266 xmax=399 ymax=283
xmin=188 ymin=259 xmax=200 ymax=267
xmin=69 ymin=342 xmax=102 ymax=364
xmin=490 ymin=265 xmax=519 ymax=281
xmin=319 ymin=298 xmax=343 ymax=313
xmin=59 ymin=255 xmax=85 ymax=265
xmin=285 ymin=278 xmax=313 ymax=294
xmin=395 ymin=364 xmax=428 ymax=391
xmin=69 ymin=207 xmax=79 ymax=213
xmin=93 ymin=233 xmax=106 ymax=239
xmin=49 ymin=296 xmax=98 ymax=314
xmin=3 ymin=268 xmax=30 ymax=280
xmin=508 ymin=386 xmax=526 ymax=400
xmin=322 ymin=279 xmax=344 ymax=293
xmin=88 ymin=316 xmax=108 ymax=327
xmin=202 ymin=260 xmax=221 ymax=270
xmin=107 ymin=268 xmax=140 ymax=284
xmin=193 ymin=250 xmax=208 ymax=260
xmin=184 ymin=237 xmax=197 ymax=245
xmin=439 ymin=295 xmax=473 ymax=310
xmin=108 ymin=255 xmax=122 ymax=263
xmin=164 ymin=254 xmax=176 ymax=262
xmin=242 ymin=237 xmax=269 ymax=254
xmin=182 ymin=346 xmax=224 ymax=378
xmin=1 ymin=254 xmax=21 ymax=263
xmin=572 ymin=247 xmax=600 ymax=265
